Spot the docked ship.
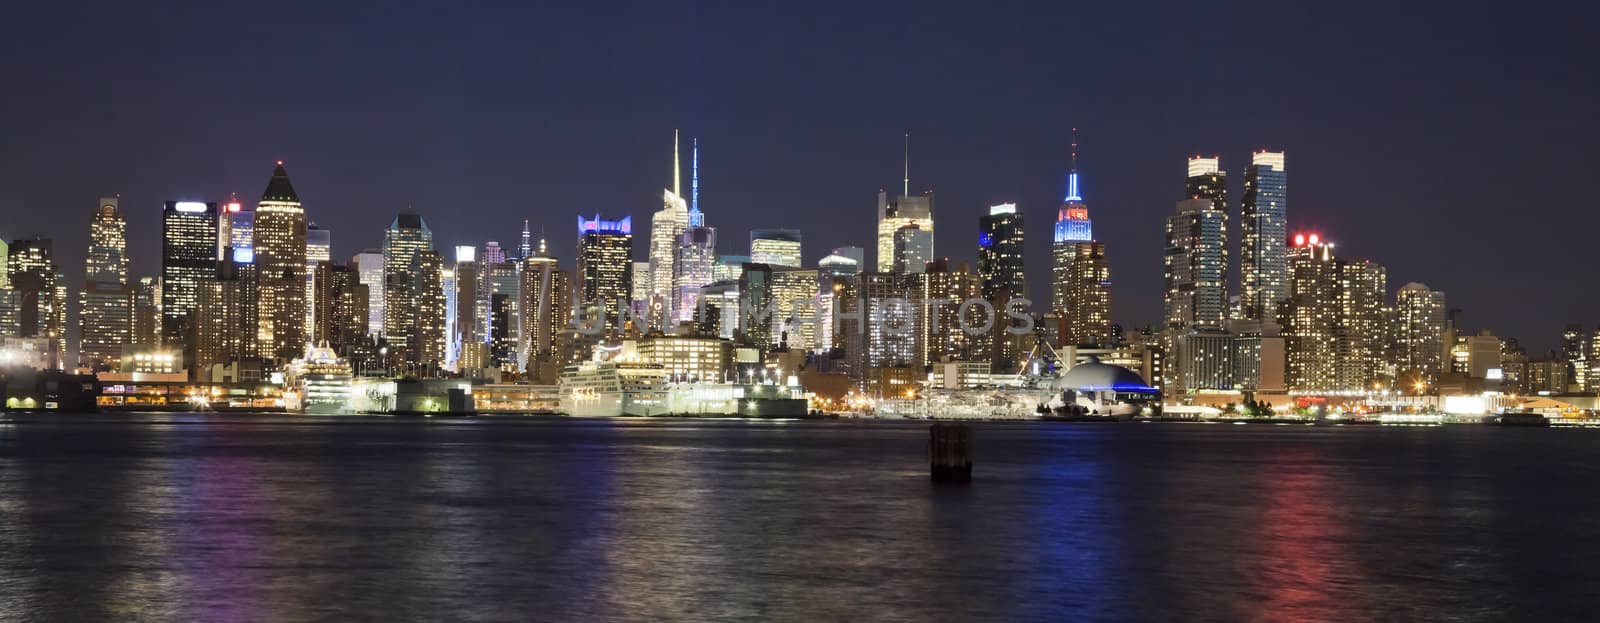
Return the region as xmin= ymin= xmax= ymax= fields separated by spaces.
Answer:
xmin=284 ymin=343 xmax=355 ymax=414
xmin=557 ymin=358 xmax=668 ymax=416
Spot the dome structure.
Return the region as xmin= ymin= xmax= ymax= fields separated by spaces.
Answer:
xmin=1061 ymin=356 xmax=1156 ymax=392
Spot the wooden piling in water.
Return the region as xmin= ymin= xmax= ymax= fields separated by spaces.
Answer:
xmin=929 ymin=423 xmax=973 ymax=482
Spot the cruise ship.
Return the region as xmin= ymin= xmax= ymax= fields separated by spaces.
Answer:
xmin=557 ymin=359 xmax=668 ymax=416
xmin=284 ymin=343 xmax=355 ymax=414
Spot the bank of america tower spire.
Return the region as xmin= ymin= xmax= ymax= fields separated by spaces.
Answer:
xmin=648 ymin=130 xmax=689 ymax=330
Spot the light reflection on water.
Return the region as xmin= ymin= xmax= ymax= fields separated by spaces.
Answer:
xmin=0 ymin=414 xmax=1597 ymax=621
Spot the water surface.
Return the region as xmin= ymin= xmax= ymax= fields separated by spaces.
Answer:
xmin=1 ymin=413 xmax=1596 ymax=621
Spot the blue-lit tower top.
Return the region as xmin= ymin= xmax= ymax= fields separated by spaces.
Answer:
xmin=1054 ymin=128 xmax=1093 ymax=243
xmin=578 ymin=214 xmax=632 ymax=235
xmin=688 ymin=138 xmax=703 ymax=227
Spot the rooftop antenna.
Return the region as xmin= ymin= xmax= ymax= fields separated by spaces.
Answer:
xmin=691 ymin=137 xmax=700 ymax=214
xmin=1066 ymin=128 xmax=1083 ymax=202
xmin=673 ymin=128 xmax=681 ymax=197
xmin=902 ymin=132 xmax=910 ymax=196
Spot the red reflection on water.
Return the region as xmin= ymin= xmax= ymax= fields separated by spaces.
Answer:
xmin=1252 ymin=448 xmax=1367 ymax=621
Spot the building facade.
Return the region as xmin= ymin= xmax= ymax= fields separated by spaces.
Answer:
xmin=1240 ymin=150 xmax=1288 ymax=321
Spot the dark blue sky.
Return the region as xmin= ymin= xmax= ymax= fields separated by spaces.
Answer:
xmin=3 ymin=1 xmax=1595 ymax=350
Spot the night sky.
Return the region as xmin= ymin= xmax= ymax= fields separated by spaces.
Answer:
xmin=3 ymin=1 xmax=1596 ymax=352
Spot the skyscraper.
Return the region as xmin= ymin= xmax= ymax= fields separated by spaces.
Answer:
xmin=132 ymin=276 xmax=160 ymax=347
xmin=312 ymin=262 xmax=369 ymax=357
xmin=1061 ymin=242 xmax=1113 ymax=348
xmin=1185 ymin=156 xmax=1227 ymax=213
xmin=817 ymin=250 xmax=862 ymax=353
xmin=253 ymin=162 xmax=308 ymax=362
xmin=649 ymin=130 xmax=690 ymax=330
xmin=876 ymin=135 xmax=934 ymax=272
xmin=891 ymin=224 xmax=933 ymax=274
xmin=1395 ymin=282 xmax=1447 ymax=385
xmin=738 ymin=263 xmax=775 ymax=346
xmin=452 ymin=245 xmax=483 ymax=370
xmin=1164 ymin=197 xmax=1228 ymax=331
xmin=750 ymin=228 xmax=803 ymax=268
xmin=843 ymin=272 xmax=923 ymax=386
xmin=304 ymin=224 xmax=331 ymax=339
xmin=352 ymin=250 xmax=385 ymax=337
xmin=192 ymin=257 xmax=255 ymax=371
xmin=576 ymin=214 xmax=633 ymax=336
xmin=922 ymin=258 xmax=986 ymax=364
xmin=483 ymin=257 xmax=521 ymax=367
xmin=161 ymin=201 xmax=219 ymax=347
xmin=518 ymin=220 xmax=533 ymax=261
xmin=383 ymin=214 xmax=437 ymax=365
xmin=482 ymin=241 xmax=506 ymax=266
xmin=1051 ymin=132 xmax=1112 ymax=347
xmin=521 ymin=235 xmax=571 ymax=370
xmin=978 ymin=203 xmax=1024 ymax=301
xmin=1241 ymin=150 xmax=1288 ymax=321
xmin=416 ymin=249 xmax=447 ymax=370
xmin=771 ymin=267 xmax=818 ymax=350
xmin=1281 ymin=236 xmax=1387 ymax=392
xmin=8 ymin=237 xmax=66 ymax=368
xmin=80 ymin=197 xmax=132 ymax=370
xmin=674 ymin=138 xmax=716 ymax=324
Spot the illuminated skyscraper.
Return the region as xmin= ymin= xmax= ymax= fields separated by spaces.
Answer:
xmin=737 ymin=263 xmax=774 ymax=346
xmin=891 ymin=224 xmax=932 ymax=274
xmin=518 ymin=220 xmax=533 ymax=261
xmin=84 ymin=196 xmax=127 ymax=286
xmin=520 ymin=236 xmax=571 ymax=368
xmin=771 ymin=267 xmax=818 ymax=350
xmin=751 ymin=228 xmax=803 ymax=268
xmin=842 ymin=272 xmax=923 ymax=385
xmin=452 ymin=245 xmax=482 ymax=370
xmin=876 ymin=135 xmax=934 ymax=272
xmin=1051 ymin=132 xmax=1112 ymax=347
xmin=816 ymin=250 xmax=861 ymax=353
xmin=1061 ymin=242 xmax=1112 ymax=348
xmin=922 ymin=258 xmax=985 ymax=364
xmin=161 ymin=200 xmax=219 ymax=346
xmin=1395 ymin=282 xmax=1447 ymax=384
xmin=253 ymin=162 xmax=308 ymax=362
xmin=416 ymin=249 xmax=447 ymax=369
xmin=9 ymin=237 xmax=66 ymax=368
xmin=483 ymin=257 xmax=521 ymax=367
xmin=649 ymin=130 xmax=690 ymax=329
xmin=1282 ymin=235 xmax=1387 ymax=392
xmin=1241 ymin=150 xmax=1288 ymax=321
xmin=576 ymin=214 xmax=633 ymax=335
xmin=132 ymin=276 xmax=160 ymax=346
xmin=383 ymin=214 xmax=436 ymax=365
xmin=978 ymin=203 xmax=1024 ymax=301
xmin=80 ymin=197 xmax=133 ymax=370
xmin=482 ymin=241 xmax=506 ymax=265
xmin=352 ymin=250 xmax=384 ymax=337
xmin=674 ymin=138 xmax=716 ymax=324
xmin=1164 ymin=197 xmax=1228 ymax=331
xmin=226 ymin=199 xmax=253 ymax=262
xmin=305 ymin=224 xmax=330 ymax=340
xmin=1185 ymin=156 xmax=1227 ymax=214
xmin=192 ymin=257 xmax=256 ymax=370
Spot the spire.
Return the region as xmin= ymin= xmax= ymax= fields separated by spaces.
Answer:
xmin=261 ymin=161 xmax=300 ymax=203
xmin=520 ymin=219 xmax=532 ymax=258
xmin=902 ymin=132 xmax=910 ymax=197
xmin=538 ymin=227 xmax=547 ymax=256
xmin=673 ymin=129 xmax=681 ymax=197
xmin=1065 ymin=128 xmax=1083 ymax=202
xmin=691 ymin=137 xmax=700 ymax=214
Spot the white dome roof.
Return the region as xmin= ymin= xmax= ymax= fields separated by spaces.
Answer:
xmin=1061 ymin=356 xmax=1153 ymax=391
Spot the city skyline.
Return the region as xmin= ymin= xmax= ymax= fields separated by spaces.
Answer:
xmin=2 ymin=3 xmax=1594 ymax=352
